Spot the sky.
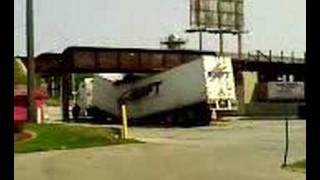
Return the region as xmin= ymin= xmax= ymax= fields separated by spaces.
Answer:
xmin=14 ymin=0 xmax=306 ymax=57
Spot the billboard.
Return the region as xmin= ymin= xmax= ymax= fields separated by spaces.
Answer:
xmin=190 ymin=0 xmax=244 ymax=31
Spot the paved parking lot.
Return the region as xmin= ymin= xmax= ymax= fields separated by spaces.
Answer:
xmin=14 ymin=120 xmax=306 ymax=180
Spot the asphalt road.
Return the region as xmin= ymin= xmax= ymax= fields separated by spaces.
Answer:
xmin=14 ymin=120 xmax=306 ymax=180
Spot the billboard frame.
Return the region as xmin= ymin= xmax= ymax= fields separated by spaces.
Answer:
xmin=186 ymin=0 xmax=247 ymax=57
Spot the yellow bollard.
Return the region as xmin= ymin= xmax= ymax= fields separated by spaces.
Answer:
xmin=121 ymin=104 xmax=129 ymax=139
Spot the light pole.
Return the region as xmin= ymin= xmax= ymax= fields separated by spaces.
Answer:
xmin=26 ymin=0 xmax=36 ymax=122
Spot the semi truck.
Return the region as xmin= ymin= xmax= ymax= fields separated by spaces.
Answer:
xmin=77 ymin=55 xmax=238 ymax=126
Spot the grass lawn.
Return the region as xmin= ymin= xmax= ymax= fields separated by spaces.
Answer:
xmin=286 ymin=159 xmax=306 ymax=173
xmin=14 ymin=123 xmax=142 ymax=153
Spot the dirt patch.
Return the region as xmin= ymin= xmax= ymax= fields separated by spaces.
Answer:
xmin=14 ymin=131 xmax=36 ymax=143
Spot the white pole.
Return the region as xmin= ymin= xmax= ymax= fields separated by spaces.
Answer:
xmin=36 ymin=107 xmax=41 ymax=124
xmin=121 ymin=104 xmax=129 ymax=139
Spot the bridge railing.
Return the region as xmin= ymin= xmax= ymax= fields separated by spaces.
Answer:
xmin=222 ymin=50 xmax=305 ymax=64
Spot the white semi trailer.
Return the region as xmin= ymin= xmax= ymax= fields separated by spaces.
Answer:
xmin=78 ymin=55 xmax=238 ymax=126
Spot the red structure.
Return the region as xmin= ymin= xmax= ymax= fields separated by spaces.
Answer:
xmin=14 ymin=86 xmax=48 ymax=130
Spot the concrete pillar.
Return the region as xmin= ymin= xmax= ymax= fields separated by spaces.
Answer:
xmin=62 ymin=74 xmax=71 ymax=122
xmin=243 ymin=71 xmax=259 ymax=104
xmin=235 ymin=71 xmax=245 ymax=115
xmin=242 ymin=71 xmax=259 ymax=115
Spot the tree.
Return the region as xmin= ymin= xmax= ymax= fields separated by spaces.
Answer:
xmin=14 ymin=58 xmax=44 ymax=87
xmin=14 ymin=58 xmax=28 ymax=85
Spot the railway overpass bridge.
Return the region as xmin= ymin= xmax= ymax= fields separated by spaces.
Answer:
xmin=17 ymin=46 xmax=306 ymax=120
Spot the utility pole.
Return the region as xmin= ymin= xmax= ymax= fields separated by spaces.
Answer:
xmin=26 ymin=0 xmax=36 ymax=122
